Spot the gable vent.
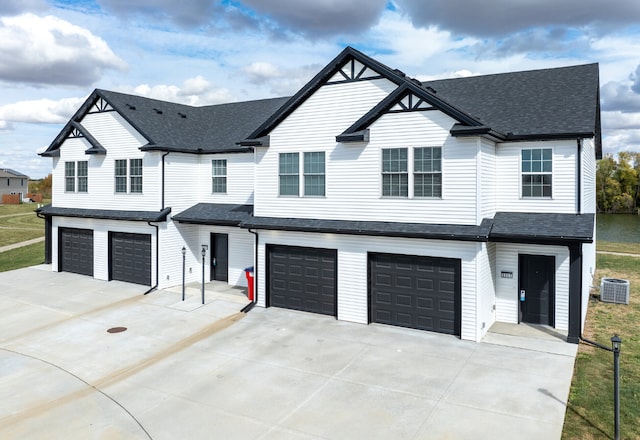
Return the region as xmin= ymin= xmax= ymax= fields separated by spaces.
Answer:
xmin=601 ymin=278 xmax=629 ymax=304
xmin=153 ymin=108 xmax=163 ymax=114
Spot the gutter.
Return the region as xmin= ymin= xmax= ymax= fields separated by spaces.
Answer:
xmin=240 ymin=228 xmax=259 ymax=313
xmin=161 ymin=151 xmax=170 ymax=209
xmin=143 ymin=221 xmax=160 ymax=295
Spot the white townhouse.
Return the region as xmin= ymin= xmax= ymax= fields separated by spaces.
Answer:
xmin=38 ymin=47 xmax=601 ymax=343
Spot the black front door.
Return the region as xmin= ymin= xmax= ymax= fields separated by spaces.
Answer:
xmin=519 ymin=254 xmax=555 ymax=326
xmin=210 ymin=233 xmax=228 ymax=282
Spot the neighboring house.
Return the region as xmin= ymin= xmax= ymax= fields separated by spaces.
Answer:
xmin=0 ymin=168 xmax=29 ymax=202
xmin=38 ymin=47 xmax=601 ymax=343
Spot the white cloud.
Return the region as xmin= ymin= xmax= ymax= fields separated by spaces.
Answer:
xmin=244 ymin=62 xmax=283 ymax=84
xmin=0 ymin=13 xmax=126 ymax=86
xmin=122 ymin=76 xmax=236 ymax=106
xmin=0 ymin=97 xmax=85 ymax=125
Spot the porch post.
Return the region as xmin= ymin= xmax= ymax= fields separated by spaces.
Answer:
xmin=567 ymin=242 xmax=582 ymax=343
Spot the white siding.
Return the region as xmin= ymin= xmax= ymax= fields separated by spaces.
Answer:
xmin=51 ymin=216 xmax=158 ymax=286
xmin=160 ymin=223 xmax=255 ymax=290
xmin=255 ymin=230 xmax=481 ymax=341
xmin=479 ymin=138 xmax=496 ymax=220
xmin=494 ymin=243 xmax=570 ymax=330
xmin=164 ymin=154 xmax=200 ymax=214
xmin=197 ymin=153 xmax=255 ymax=206
xmin=54 ymin=111 xmax=161 ymax=211
xmin=255 ymin=78 xmax=396 ymax=218
xmin=477 ymin=242 xmax=496 ymax=340
xmin=496 ymin=140 xmax=578 ymax=213
xmin=256 ymin=81 xmax=482 ymax=225
xmin=581 ymin=138 xmax=596 ymax=214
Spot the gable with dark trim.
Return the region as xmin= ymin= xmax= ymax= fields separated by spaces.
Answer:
xmin=337 ymin=82 xmax=486 ymax=142
xmin=240 ymin=46 xmax=412 ymax=145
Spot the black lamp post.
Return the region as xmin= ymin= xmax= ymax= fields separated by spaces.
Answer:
xmin=611 ymin=334 xmax=622 ymax=440
xmin=181 ymin=246 xmax=186 ymax=301
xmin=201 ymin=245 xmax=206 ymax=305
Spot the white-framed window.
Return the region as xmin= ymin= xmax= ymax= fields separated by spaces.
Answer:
xmin=129 ymin=158 xmax=143 ymax=193
xmin=279 ymin=153 xmax=299 ymax=196
xmin=77 ymin=161 xmax=88 ymax=193
xmin=115 ymin=159 xmax=127 ymax=193
xmin=382 ymin=148 xmax=408 ymax=197
xmin=115 ymin=159 xmax=142 ymax=193
xmin=521 ymin=148 xmax=552 ymax=197
xmin=414 ymin=147 xmax=442 ymax=197
xmin=212 ymin=159 xmax=227 ymax=193
xmin=304 ymin=152 xmax=325 ymax=196
xmin=65 ymin=161 xmax=75 ymax=192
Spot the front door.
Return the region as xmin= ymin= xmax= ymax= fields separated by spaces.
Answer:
xmin=519 ymin=254 xmax=555 ymax=326
xmin=210 ymin=233 xmax=228 ymax=282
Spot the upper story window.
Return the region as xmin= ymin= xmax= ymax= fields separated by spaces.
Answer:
xmin=382 ymin=148 xmax=408 ymax=197
xmin=115 ymin=159 xmax=142 ymax=194
xmin=64 ymin=161 xmax=88 ymax=193
xmin=414 ymin=147 xmax=442 ymax=197
xmin=65 ymin=162 xmax=75 ymax=192
xmin=521 ymin=148 xmax=552 ymax=197
xmin=115 ymin=160 xmax=127 ymax=193
xmin=304 ymin=152 xmax=325 ymax=196
xmin=77 ymin=161 xmax=88 ymax=192
xmin=130 ymin=159 xmax=143 ymax=193
xmin=212 ymin=159 xmax=227 ymax=193
xmin=279 ymin=153 xmax=299 ymax=196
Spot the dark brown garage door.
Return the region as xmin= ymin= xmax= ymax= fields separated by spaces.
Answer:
xmin=110 ymin=232 xmax=152 ymax=285
xmin=369 ymin=253 xmax=461 ymax=335
xmin=59 ymin=228 xmax=94 ymax=276
xmin=267 ymin=245 xmax=337 ymax=316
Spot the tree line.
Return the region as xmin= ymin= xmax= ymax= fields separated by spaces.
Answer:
xmin=597 ymin=152 xmax=640 ymax=214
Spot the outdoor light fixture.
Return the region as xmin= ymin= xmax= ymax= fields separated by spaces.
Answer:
xmin=201 ymin=245 xmax=207 ymax=305
xmin=181 ymin=246 xmax=186 ymax=301
xmin=611 ymin=334 xmax=622 ymax=440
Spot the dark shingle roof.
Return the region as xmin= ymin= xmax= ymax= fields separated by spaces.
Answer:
xmin=41 ymin=91 xmax=290 ymax=156
xmin=241 ymin=216 xmax=493 ymax=242
xmin=0 ymin=168 xmax=28 ymax=178
xmin=35 ymin=205 xmax=171 ymax=222
xmin=490 ymin=212 xmax=594 ymax=243
xmin=172 ymin=203 xmax=253 ymax=226
xmin=421 ymin=64 xmax=601 ymax=141
xmin=99 ymin=90 xmax=290 ymax=153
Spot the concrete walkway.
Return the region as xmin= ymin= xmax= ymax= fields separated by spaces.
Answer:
xmin=0 ymin=266 xmax=578 ymax=439
xmin=0 ymin=236 xmax=45 ymax=253
xmin=597 ymin=250 xmax=640 ymax=257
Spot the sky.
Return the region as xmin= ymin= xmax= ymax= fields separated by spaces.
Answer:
xmin=2 ymin=1 xmax=640 ymax=178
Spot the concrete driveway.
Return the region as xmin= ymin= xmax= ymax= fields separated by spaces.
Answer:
xmin=0 ymin=265 xmax=577 ymax=439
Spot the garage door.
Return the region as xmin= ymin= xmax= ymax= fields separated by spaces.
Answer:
xmin=110 ymin=232 xmax=152 ymax=285
xmin=267 ymin=245 xmax=337 ymax=316
xmin=59 ymin=228 xmax=94 ymax=276
xmin=369 ymin=253 xmax=461 ymax=335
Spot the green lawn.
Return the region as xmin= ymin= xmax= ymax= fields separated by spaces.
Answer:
xmin=562 ymin=250 xmax=640 ymax=439
xmin=0 ymin=202 xmax=44 ymax=247
xmin=596 ymin=240 xmax=640 ymax=255
xmin=0 ymin=242 xmax=45 ymax=272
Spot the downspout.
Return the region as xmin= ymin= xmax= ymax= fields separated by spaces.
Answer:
xmin=161 ymin=151 xmax=170 ymax=209
xmin=241 ymin=228 xmax=259 ymax=313
xmin=576 ymin=139 xmax=582 ymax=214
xmin=143 ymin=221 xmax=159 ymax=295
xmin=144 ymin=151 xmax=169 ymax=295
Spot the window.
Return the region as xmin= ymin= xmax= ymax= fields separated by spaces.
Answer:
xmin=382 ymin=148 xmax=408 ymax=197
xmin=279 ymin=153 xmax=299 ymax=196
xmin=115 ymin=159 xmax=127 ymax=193
xmin=115 ymin=159 xmax=142 ymax=193
xmin=212 ymin=160 xmax=227 ymax=193
xmin=414 ymin=147 xmax=442 ymax=197
xmin=521 ymin=148 xmax=552 ymax=197
xmin=65 ymin=162 xmax=75 ymax=192
xmin=77 ymin=161 xmax=88 ymax=193
xmin=304 ymin=152 xmax=325 ymax=196
xmin=129 ymin=159 xmax=143 ymax=193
